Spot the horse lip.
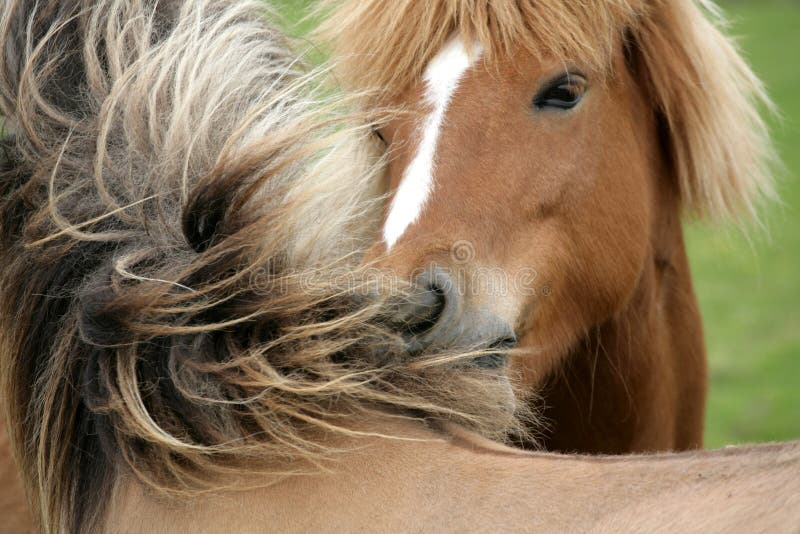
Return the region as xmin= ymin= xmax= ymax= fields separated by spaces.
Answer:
xmin=472 ymin=352 xmax=509 ymax=369
xmin=472 ymin=334 xmax=516 ymax=369
xmin=404 ymin=317 xmax=516 ymax=370
xmin=404 ymin=338 xmax=425 ymax=356
xmin=406 ymin=344 xmax=510 ymax=369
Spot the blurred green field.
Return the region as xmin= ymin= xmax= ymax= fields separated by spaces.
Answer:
xmin=687 ymin=0 xmax=800 ymax=447
xmin=274 ymin=0 xmax=799 ymax=448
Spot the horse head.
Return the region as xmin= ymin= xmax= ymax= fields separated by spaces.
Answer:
xmin=324 ymin=0 xmax=775 ymax=451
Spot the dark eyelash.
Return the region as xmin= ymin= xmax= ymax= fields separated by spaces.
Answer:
xmin=372 ymin=128 xmax=387 ymax=145
xmin=533 ymin=72 xmax=587 ymax=111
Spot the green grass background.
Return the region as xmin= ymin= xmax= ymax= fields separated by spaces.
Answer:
xmin=273 ymin=0 xmax=799 ymax=448
xmin=685 ymin=0 xmax=800 ymax=447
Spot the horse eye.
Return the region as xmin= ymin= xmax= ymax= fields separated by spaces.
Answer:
xmin=533 ymin=74 xmax=588 ymax=111
xmin=372 ymin=127 xmax=387 ymax=145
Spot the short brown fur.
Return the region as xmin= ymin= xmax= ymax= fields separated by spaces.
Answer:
xmin=321 ymin=0 xmax=775 ymax=453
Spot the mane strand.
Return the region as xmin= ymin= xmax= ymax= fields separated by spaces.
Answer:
xmin=0 ymin=1 xmax=528 ymax=532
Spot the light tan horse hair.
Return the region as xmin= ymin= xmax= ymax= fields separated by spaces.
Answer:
xmin=0 ymin=1 xmax=532 ymax=532
xmin=107 ymin=420 xmax=800 ymax=533
xmin=317 ymin=0 xmax=775 ymax=223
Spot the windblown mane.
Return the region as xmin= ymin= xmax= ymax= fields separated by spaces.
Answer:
xmin=0 ymin=1 xmax=524 ymax=532
xmin=318 ymin=0 xmax=775 ymax=221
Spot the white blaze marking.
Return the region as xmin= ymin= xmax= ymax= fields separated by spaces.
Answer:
xmin=383 ymin=36 xmax=482 ymax=249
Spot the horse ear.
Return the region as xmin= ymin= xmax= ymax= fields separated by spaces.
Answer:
xmin=631 ymin=0 xmax=776 ymax=222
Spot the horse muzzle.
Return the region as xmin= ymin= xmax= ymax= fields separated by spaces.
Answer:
xmin=390 ymin=266 xmax=517 ymax=368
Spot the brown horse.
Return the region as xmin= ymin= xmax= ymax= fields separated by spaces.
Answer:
xmin=1 ymin=1 xmax=797 ymax=533
xmin=321 ymin=0 xmax=775 ymax=454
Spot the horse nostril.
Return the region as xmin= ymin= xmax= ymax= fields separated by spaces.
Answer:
xmin=402 ymin=283 xmax=446 ymax=337
xmin=392 ymin=267 xmax=453 ymax=342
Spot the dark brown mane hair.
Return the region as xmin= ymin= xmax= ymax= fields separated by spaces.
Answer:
xmin=0 ymin=1 xmax=526 ymax=532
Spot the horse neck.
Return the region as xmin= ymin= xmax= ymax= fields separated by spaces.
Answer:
xmin=103 ymin=417 xmax=800 ymax=533
xmin=538 ymin=180 xmax=708 ymax=454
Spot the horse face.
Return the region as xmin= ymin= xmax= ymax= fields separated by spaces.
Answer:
xmin=372 ymin=39 xmax=660 ymax=381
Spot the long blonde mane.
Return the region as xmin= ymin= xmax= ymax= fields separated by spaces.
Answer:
xmin=318 ymin=0 xmax=775 ymax=221
xmin=0 ymin=1 xmax=526 ymax=532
